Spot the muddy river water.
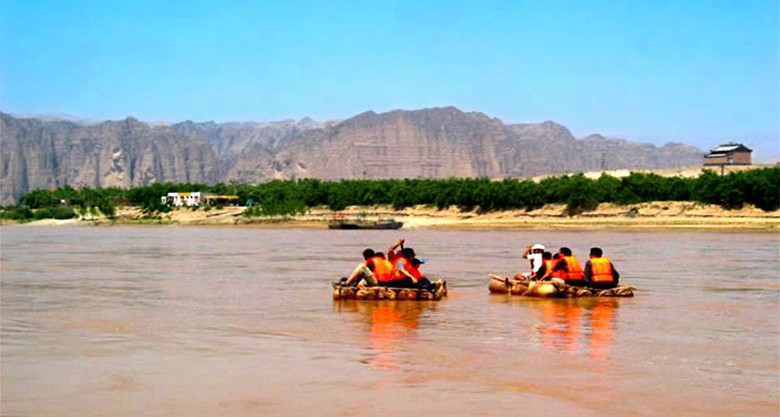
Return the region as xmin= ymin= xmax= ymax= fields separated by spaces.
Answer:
xmin=1 ymin=226 xmax=778 ymax=416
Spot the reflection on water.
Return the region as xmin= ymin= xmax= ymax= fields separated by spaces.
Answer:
xmin=334 ymin=301 xmax=434 ymax=370
xmin=1 ymin=226 xmax=778 ymax=417
xmin=534 ymin=299 xmax=618 ymax=359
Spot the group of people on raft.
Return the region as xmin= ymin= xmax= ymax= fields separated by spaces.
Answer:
xmin=339 ymin=238 xmax=620 ymax=291
xmin=339 ymin=238 xmax=434 ymax=290
xmin=516 ymin=243 xmax=620 ymax=289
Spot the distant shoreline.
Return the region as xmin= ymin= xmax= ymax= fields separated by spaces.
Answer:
xmin=3 ymin=202 xmax=778 ymax=232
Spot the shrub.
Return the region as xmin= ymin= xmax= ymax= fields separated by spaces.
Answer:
xmin=33 ymin=206 xmax=77 ymax=220
xmin=0 ymin=206 xmax=34 ymax=221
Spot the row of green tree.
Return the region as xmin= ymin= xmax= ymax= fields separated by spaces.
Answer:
xmin=2 ymin=167 xmax=778 ymax=221
xmin=0 ymin=185 xmax=123 ymax=221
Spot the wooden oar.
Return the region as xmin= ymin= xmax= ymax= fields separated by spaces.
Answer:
xmin=489 ymin=273 xmax=511 ymax=282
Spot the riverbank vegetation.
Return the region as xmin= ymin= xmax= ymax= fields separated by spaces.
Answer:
xmin=2 ymin=167 xmax=778 ymax=222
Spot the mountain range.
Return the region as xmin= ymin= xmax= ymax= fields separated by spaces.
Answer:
xmin=0 ymin=107 xmax=705 ymax=205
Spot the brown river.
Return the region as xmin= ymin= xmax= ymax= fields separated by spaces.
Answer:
xmin=1 ymin=226 xmax=778 ymax=417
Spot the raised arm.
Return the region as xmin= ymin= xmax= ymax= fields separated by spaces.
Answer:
xmin=388 ymin=238 xmax=405 ymax=260
xmin=521 ymin=244 xmax=532 ymax=259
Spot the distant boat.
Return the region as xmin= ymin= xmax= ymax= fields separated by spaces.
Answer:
xmin=327 ymin=212 xmax=403 ymax=230
xmin=328 ymin=219 xmax=404 ymax=230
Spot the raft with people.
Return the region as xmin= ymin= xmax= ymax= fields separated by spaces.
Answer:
xmin=332 ymin=279 xmax=448 ymax=301
xmin=334 ymin=238 xmax=447 ymax=301
xmin=488 ymin=274 xmax=635 ymax=298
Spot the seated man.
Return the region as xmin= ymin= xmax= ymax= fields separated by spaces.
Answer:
xmin=516 ymin=243 xmax=545 ymax=280
xmin=369 ymin=252 xmax=395 ymax=286
xmin=552 ymin=247 xmax=586 ymax=287
xmin=410 ymin=257 xmax=434 ymax=289
xmin=531 ymin=251 xmax=556 ymax=281
xmin=584 ymin=247 xmax=620 ymax=289
xmin=341 ymin=248 xmax=379 ymax=287
xmin=548 ymin=253 xmax=567 ymax=283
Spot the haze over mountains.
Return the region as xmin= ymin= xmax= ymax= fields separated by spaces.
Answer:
xmin=0 ymin=107 xmax=705 ymax=205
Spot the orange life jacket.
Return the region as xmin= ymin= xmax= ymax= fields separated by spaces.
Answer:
xmin=370 ymin=257 xmax=395 ymax=283
xmin=589 ymin=257 xmax=614 ymax=283
xmin=550 ymin=259 xmax=567 ymax=279
xmin=407 ymin=264 xmax=422 ymax=280
xmin=563 ymin=256 xmax=584 ymax=282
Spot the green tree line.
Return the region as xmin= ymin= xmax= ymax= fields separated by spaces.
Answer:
xmin=2 ymin=167 xmax=778 ymax=221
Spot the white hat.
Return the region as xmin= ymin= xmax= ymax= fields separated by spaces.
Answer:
xmin=531 ymin=243 xmax=545 ymax=251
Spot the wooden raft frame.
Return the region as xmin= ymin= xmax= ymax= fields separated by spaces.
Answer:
xmin=488 ymin=274 xmax=635 ymax=298
xmin=332 ymin=280 xmax=448 ymax=301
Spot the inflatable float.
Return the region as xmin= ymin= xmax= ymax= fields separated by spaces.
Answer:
xmin=333 ymin=280 xmax=448 ymax=301
xmin=488 ymin=274 xmax=635 ymax=298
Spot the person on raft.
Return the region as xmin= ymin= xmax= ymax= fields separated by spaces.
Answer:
xmin=370 ymin=252 xmax=395 ymax=285
xmin=387 ymin=238 xmax=405 ymax=262
xmin=549 ymin=247 xmax=587 ymax=287
xmin=410 ymin=257 xmax=433 ymax=289
xmin=341 ymin=241 xmax=432 ymax=289
xmin=341 ymin=248 xmax=380 ymax=287
xmin=530 ymin=251 xmax=563 ymax=282
xmin=516 ymin=243 xmax=546 ymax=280
xmin=386 ymin=247 xmax=425 ymax=288
xmin=384 ymin=238 xmax=434 ymax=289
xmin=583 ymin=247 xmax=620 ymax=289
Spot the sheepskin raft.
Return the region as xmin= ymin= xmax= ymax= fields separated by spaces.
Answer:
xmin=488 ymin=274 xmax=635 ymax=298
xmin=333 ymin=280 xmax=448 ymax=301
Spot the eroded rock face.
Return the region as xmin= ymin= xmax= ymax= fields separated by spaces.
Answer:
xmin=0 ymin=114 xmax=221 ymax=204
xmin=254 ymin=108 xmax=704 ymax=181
xmin=267 ymin=108 xmax=508 ymax=180
xmin=0 ymin=108 xmax=705 ymax=204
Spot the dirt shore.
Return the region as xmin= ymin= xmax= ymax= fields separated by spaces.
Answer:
xmin=6 ymin=202 xmax=778 ymax=231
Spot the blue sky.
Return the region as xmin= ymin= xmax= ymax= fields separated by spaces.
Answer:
xmin=1 ymin=0 xmax=778 ymax=160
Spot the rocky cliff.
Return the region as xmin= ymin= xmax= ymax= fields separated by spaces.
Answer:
xmin=258 ymin=107 xmax=703 ymax=180
xmin=0 ymin=114 xmax=221 ymax=204
xmin=0 ymin=107 xmax=705 ymax=204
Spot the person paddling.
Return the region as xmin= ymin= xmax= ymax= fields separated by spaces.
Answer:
xmin=387 ymin=247 xmax=419 ymax=288
xmin=387 ymin=238 xmax=405 ymax=262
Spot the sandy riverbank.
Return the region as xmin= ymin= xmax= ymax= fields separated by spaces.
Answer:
xmin=6 ymin=202 xmax=779 ymax=231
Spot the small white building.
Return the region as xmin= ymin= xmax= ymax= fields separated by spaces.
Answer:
xmin=161 ymin=192 xmax=201 ymax=207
